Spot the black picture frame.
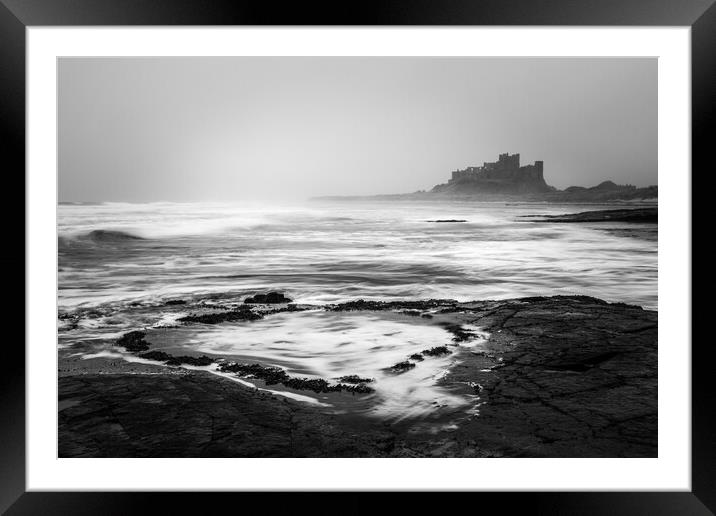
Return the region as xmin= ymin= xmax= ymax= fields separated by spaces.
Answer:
xmin=2 ymin=0 xmax=711 ymax=513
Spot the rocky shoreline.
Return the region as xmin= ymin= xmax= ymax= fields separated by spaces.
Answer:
xmin=59 ymin=295 xmax=657 ymax=458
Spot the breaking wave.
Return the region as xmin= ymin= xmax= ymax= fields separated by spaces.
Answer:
xmin=84 ymin=229 xmax=145 ymax=242
xmin=59 ymin=229 xmax=147 ymax=249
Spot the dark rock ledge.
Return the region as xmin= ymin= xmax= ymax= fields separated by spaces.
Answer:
xmin=523 ymin=207 xmax=657 ymax=224
xmin=244 ymin=291 xmax=293 ymax=304
xmin=59 ymin=295 xmax=657 ymax=458
xmin=443 ymin=295 xmax=657 ymax=457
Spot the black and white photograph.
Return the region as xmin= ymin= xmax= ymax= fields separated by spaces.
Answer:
xmin=56 ymin=56 xmax=659 ymax=459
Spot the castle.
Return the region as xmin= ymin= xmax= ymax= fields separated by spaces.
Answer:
xmin=446 ymin=153 xmax=551 ymax=193
xmin=425 ymin=152 xmax=657 ymax=199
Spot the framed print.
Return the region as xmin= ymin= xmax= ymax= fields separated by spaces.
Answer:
xmin=3 ymin=0 xmax=711 ymax=513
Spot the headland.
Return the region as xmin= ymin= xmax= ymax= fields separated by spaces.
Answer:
xmin=314 ymin=152 xmax=657 ymax=203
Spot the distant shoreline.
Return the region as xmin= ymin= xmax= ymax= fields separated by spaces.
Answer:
xmin=310 ymin=192 xmax=658 ymax=204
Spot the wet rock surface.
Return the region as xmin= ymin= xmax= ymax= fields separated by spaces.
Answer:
xmin=444 ymin=295 xmax=657 ymax=457
xmin=58 ymin=372 xmax=392 ymax=458
xmin=59 ymin=295 xmax=657 ymax=457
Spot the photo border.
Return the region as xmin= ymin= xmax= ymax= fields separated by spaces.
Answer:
xmin=4 ymin=0 xmax=710 ymax=513
xmin=28 ymin=27 xmax=689 ymax=492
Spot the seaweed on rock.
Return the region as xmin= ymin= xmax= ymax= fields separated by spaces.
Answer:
xmin=177 ymin=308 xmax=263 ymax=324
xmin=115 ymin=330 xmax=150 ymax=352
xmin=217 ymin=362 xmax=374 ymax=394
xmin=421 ymin=346 xmax=451 ymax=357
xmin=338 ymin=375 xmax=375 ymax=384
xmin=389 ymin=361 xmax=416 ymax=373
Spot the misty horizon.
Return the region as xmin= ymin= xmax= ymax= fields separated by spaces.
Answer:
xmin=58 ymin=57 xmax=656 ymax=203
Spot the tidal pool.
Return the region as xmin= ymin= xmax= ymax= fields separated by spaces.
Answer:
xmin=145 ymin=309 xmax=486 ymax=421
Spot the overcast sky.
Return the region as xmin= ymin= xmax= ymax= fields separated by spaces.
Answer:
xmin=58 ymin=57 xmax=656 ymax=202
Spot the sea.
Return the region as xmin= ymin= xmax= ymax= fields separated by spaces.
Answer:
xmin=58 ymin=199 xmax=657 ymax=419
